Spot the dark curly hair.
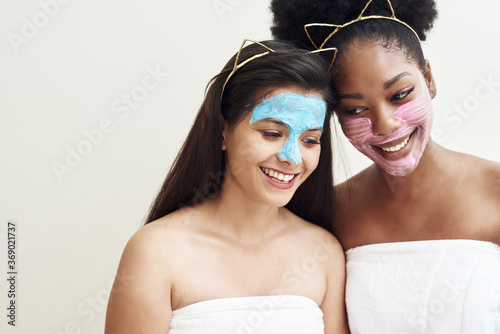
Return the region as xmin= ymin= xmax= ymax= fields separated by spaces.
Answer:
xmin=270 ymin=0 xmax=438 ymax=73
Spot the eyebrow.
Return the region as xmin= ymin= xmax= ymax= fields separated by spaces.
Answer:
xmin=338 ymin=93 xmax=363 ymax=100
xmin=259 ymin=119 xmax=287 ymax=127
xmin=258 ymin=119 xmax=323 ymax=132
xmin=305 ymin=127 xmax=324 ymax=133
xmin=383 ymin=71 xmax=411 ymax=90
xmin=338 ymin=71 xmax=413 ymax=100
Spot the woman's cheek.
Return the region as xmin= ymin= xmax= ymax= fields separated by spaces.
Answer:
xmin=339 ymin=116 xmax=373 ymax=148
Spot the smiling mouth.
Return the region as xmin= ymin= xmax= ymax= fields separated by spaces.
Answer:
xmin=260 ymin=167 xmax=296 ymax=184
xmin=381 ymin=136 xmax=410 ymax=152
xmin=378 ymin=131 xmax=415 ymax=153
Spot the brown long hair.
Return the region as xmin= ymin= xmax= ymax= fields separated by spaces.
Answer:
xmin=145 ymin=40 xmax=336 ymax=232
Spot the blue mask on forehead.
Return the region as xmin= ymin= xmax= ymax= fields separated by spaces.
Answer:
xmin=250 ymin=92 xmax=327 ymax=164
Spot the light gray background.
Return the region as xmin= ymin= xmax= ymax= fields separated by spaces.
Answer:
xmin=1 ymin=0 xmax=499 ymax=333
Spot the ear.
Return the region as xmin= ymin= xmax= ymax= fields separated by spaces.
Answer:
xmin=424 ymin=60 xmax=437 ymax=99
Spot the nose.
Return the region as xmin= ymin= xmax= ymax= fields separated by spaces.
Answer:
xmin=277 ymin=133 xmax=301 ymax=165
xmin=371 ymin=106 xmax=402 ymax=136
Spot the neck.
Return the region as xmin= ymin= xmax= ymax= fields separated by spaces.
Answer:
xmin=207 ymin=181 xmax=285 ymax=243
xmin=373 ymin=140 xmax=450 ymax=197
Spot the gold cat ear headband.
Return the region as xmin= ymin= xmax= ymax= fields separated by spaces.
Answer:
xmin=304 ymin=0 xmax=420 ymax=61
xmin=220 ymin=38 xmax=338 ymax=101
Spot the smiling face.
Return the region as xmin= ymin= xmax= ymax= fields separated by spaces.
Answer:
xmin=222 ymin=87 xmax=326 ymax=208
xmin=335 ymin=41 xmax=436 ymax=177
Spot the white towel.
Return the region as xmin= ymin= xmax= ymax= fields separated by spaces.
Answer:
xmin=345 ymin=239 xmax=500 ymax=334
xmin=169 ymin=295 xmax=324 ymax=334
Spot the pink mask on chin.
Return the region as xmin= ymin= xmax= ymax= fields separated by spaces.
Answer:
xmin=338 ymin=71 xmax=433 ymax=177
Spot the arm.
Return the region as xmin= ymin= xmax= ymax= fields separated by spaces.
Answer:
xmin=105 ymin=223 xmax=172 ymax=334
xmin=320 ymin=234 xmax=350 ymax=334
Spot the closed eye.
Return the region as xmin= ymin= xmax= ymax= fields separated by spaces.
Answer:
xmin=302 ymin=138 xmax=321 ymax=145
xmin=261 ymin=131 xmax=282 ymax=138
xmin=302 ymin=129 xmax=322 ymax=145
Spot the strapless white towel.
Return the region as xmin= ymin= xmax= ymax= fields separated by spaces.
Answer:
xmin=168 ymin=295 xmax=324 ymax=334
xmin=345 ymin=239 xmax=500 ymax=334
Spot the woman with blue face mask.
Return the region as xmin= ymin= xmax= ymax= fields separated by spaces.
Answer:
xmin=271 ymin=0 xmax=500 ymax=333
xmin=104 ymin=40 xmax=350 ymax=334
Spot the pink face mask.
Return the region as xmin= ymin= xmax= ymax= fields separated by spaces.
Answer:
xmin=338 ymin=71 xmax=433 ymax=177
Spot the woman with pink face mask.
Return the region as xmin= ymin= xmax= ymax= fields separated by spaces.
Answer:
xmin=271 ymin=0 xmax=500 ymax=333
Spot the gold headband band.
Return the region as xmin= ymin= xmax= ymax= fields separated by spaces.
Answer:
xmin=304 ymin=0 xmax=420 ymax=62
xmin=220 ymin=39 xmax=338 ymax=101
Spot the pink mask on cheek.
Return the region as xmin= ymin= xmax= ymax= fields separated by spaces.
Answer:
xmin=338 ymin=71 xmax=434 ymax=177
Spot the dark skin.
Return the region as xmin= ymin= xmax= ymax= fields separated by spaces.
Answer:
xmin=333 ymin=40 xmax=500 ymax=251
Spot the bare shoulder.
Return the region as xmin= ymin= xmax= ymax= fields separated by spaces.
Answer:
xmin=314 ymin=228 xmax=346 ymax=270
xmin=104 ymin=207 xmax=202 ymax=334
xmin=461 ymin=153 xmax=500 ymax=196
xmin=476 ymin=158 xmax=500 ymax=219
xmin=301 ymin=215 xmax=349 ymax=333
xmin=124 ymin=206 xmax=199 ymax=257
xmin=482 ymin=159 xmax=500 ymax=194
xmin=283 ymin=209 xmax=345 ymax=266
xmin=454 ymin=153 xmax=500 ymax=241
xmin=485 ymin=161 xmax=500 ymax=242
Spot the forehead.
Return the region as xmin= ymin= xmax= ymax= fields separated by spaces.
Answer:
xmin=335 ymin=41 xmax=418 ymax=89
xmin=250 ymin=91 xmax=326 ymax=128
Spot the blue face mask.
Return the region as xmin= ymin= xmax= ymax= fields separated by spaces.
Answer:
xmin=250 ymin=92 xmax=327 ymax=164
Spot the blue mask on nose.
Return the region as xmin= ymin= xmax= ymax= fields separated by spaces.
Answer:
xmin=250 ymin=93 xmax=326 ymax=164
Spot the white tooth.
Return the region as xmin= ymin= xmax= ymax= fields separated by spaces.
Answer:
xmin=382 ymin=136 xmax=410 ymax=152
xmin=262 ymin=168 xmax=294 ymax=183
